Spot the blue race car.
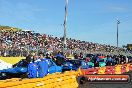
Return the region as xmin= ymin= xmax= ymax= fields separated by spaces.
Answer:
xmin=62 ymin=59 xmax=89 ymax=72
xmin=46 ymin=59 xmax=62 ymax=74
xmin=0 ymin=59 xmax=62 ymax=80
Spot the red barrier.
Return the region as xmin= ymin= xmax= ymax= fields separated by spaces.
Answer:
xmin=121 ymin=66 xmax=126 ymax=74
xmin=81 ymin=68 xmax=99 ymax=75
xmin=81 ymin=63 xmax=132 ymax=75
xmin=105 ymin=66 xmax=115 ymax=74
xmin=129 ymin=64 xmax=132 ymax=70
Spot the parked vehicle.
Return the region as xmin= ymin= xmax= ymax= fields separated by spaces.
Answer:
xmin=87 ymin=62 xmax=94 ymax=68
xmin=62 ymin=59 xmax=89 ymax=72
xmin=86 ymin=58 xmax=106 ymax=68
xmin=99 ymin=58 xmax=106 ymax=67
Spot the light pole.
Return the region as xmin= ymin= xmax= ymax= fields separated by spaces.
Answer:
xmin=117 ymin=20 xmax=120 ymax=48
xmin=63 ymin=0 xmax=68 ymax=53
xmin=117 ymin=20 xmax=120 ymax=54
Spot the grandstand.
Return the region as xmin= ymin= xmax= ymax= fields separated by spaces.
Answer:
xmin=0 ymin=25 xmax=132 ymax=57
xmin=0 ymin=25 xmax=132 ymax=88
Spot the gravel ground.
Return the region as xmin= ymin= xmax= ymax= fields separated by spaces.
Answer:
xmin=78 ymin=71 xmax=132 ymax=88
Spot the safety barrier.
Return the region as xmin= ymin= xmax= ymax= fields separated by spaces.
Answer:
xmin=81 ymin=63 xmax=132 ymax=75
xmin=0 ymin=63 xmax=132 ymax=88
xmin=0 ymin=71 xmax=80 ymax=88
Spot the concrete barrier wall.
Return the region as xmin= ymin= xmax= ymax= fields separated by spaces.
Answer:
xmin=0 ymin=71 xmax=80 ymax=88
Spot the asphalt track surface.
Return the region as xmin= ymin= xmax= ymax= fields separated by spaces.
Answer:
xmin=78 ymin=71 xmax=132 ymax=88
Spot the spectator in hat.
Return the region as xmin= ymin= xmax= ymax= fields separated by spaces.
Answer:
xmin=106 ymin=55 xmax=112 ymax=66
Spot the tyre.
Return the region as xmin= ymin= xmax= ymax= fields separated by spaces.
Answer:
xmin=77 ymin=76 xmax=87 ymax=85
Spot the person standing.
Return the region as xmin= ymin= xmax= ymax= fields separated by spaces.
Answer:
xmin=126 ymin=56 xmax=128 ymax=63
xmin=95 ymin=55 xmax=99 ymax=67
xmin=106 ymin=55 xmax=112 ymax=66
xmin=37 ymin=53 xmax=48 ymax=78
xmin=55 ymin=52 xmax=65 ymax=66
xmin=27 ymin=54 xmax=38 ymax=78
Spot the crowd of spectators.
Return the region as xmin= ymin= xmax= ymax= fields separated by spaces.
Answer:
xmin=84 ymin=54 xmax=132 ymax=67
xmin=0 ymin=28 xmax=132 ymax=57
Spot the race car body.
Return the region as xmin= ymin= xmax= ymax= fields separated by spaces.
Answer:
xmin=0 ymin=59 xmax=62 ymax=80
xmin=62 ymin=59 xmax=89 ymax=72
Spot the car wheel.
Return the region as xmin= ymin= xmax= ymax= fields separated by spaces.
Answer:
xmin=77 ymin=76 xmax=87 ymax=85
